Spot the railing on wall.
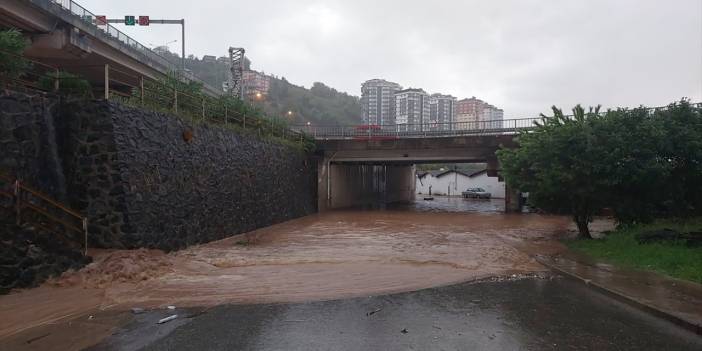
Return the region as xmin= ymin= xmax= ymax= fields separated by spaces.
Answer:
xmin=103 ymin=64 xmax=306 ymax=144
xmin=0 ymin=174 xmax=88 ymax=256
xmin=0 ymin=49 xmax=308 ymax=145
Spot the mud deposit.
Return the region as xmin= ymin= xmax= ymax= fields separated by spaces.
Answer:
xmin=0 ymin=200 xmax=571 ymax=348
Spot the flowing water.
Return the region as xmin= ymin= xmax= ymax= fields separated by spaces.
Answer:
xmin=0 ymin=197 xmax=572 ymax=341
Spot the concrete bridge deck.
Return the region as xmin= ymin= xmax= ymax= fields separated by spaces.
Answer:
xmin=0 ymin=0 xmax=221 ymax=96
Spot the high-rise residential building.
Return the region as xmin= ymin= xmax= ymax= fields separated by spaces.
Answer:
xmin=455 ymin=97 xmax=503 ymax=129
xmin=394 ymin=88 xmax=430 ymax=131
xmin=428 ymin=94 xmax=456 ymax=130
xmin=361 ymin=79 xmax=402 ymax=125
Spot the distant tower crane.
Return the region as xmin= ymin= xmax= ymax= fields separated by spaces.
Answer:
xmin=228 ymin=47 xmax=246 ymax=99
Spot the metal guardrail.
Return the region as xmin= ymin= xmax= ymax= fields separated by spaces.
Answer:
xmin=0 ymin=174 xmax=88 ymax=256
xmin=293 ymin=103 xmax=702 ymax=140
xmin=291 ymin=118 xmax=540 ymax=139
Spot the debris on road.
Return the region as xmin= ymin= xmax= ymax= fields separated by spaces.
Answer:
xmin=366 ymin=308 xmax=382 ymax=316
xmin=131 ymin=308 xmax=145 ymax=314
xmin=401 ymin=328 xmax=408 ymax=334
xmin=167 ymin=305 xmax=176 ymax=310
xmin=157 ymin=315 xmax=178 ymax=324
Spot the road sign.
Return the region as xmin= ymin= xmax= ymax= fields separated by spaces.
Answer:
xmin=96 ymin=15 xmax=107 ymax=25
xmin=125 ymin=15 xmax=135 ymax=26
xmin=138 ymin=16 xmax=150 ymax=26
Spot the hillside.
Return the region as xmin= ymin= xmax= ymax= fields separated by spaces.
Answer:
xmin=156 ymin=49 xmax=362 ymax=126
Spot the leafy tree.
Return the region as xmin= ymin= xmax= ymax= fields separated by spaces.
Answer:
xmin=497 ymin=106 xmax=609 ymax=238
xmin=498 ymin=101 xmax=702 ymax=238
xmin=0 ymin=29 xmax=30 ymax=78
xmin=655 ymin=101 xmax=702 ymax=216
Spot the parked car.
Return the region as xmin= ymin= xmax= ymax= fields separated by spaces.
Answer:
xmin=462 ymin=187 xmax=491 ymax=199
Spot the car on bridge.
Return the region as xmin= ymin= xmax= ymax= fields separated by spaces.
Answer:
xmin=462 ymin=188 xmax=491 ymax=199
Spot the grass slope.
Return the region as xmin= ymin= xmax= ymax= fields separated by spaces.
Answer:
xmin=568 ymin=218 xmax=702 ymax=283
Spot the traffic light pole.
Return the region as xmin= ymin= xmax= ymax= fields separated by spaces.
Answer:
xmin=103 ymin=18 xmax=186 ymax=71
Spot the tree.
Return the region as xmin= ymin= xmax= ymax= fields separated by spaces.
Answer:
xmin=497 ymin=105 xmax=609 ymax=238
xmin=0 ymin=29 xmax=30 ymax=78
xmin=498 ymin=101 xmax=702 ymax=238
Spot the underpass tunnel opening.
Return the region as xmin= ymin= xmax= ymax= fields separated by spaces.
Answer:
xmin=319 ymin=158 xmax=520 ymax=213
xmin=322 ymin=162 xmax=416 ymax=210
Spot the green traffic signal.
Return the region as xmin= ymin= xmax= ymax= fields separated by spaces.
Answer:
xmin=125 ymin=15 xmax=135 ymax=25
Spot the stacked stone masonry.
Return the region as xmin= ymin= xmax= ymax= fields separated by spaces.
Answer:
xmin=1 ymin=92 xmax=318 ymax=253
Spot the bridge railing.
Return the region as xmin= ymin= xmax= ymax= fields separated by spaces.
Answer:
xmin=42 ymin=0 xmax=219 ymax=95
xmin=293 ymin=103 xmax=702 ymax=140
xmin=291 ymin=117 xmax=542 ymax=139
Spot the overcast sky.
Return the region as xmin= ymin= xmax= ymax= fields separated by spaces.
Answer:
xmin=82 ymin=0 xmax=701 ymax=117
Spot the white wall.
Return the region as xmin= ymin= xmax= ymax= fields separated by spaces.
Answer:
xmin=415 ymin=171 xmax=505 ymax=198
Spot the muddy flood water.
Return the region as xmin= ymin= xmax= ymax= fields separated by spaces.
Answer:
xmin=0 ymin=197 xmax=572 ymax=346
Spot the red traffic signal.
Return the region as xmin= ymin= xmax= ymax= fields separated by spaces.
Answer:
xmin=138 ymin=16 xmax=150 ymax=26
xmin=95 ymin=15 xmax=107 ymax=25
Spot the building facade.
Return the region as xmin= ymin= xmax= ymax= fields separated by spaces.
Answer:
xmin=455 ymin=97 xmax=503 ymax=130
xmin=416 ymin=169 xmax=505 ymax=198
xmin=242 ymin=70 xmax=271 ymax=100
xmin=428 ymin=94 xmax=456 ymax=131
xmin=361 ymin=79 xmax=403 ymax=125
xmin=394 ymin=88 xmax=430 ymax=132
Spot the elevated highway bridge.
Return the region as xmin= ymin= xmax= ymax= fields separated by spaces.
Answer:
xmin=0 ymin=0 xmax=221 ymax=96
xmin=292 ymin=119 xmax=537 ymax=212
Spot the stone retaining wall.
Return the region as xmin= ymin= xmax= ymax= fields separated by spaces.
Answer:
xmin=2 ymin=92 xmax=318 ymax=252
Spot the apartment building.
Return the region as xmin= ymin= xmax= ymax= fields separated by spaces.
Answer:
xmin=394 ymin=88 xmax=430 ymax=132
xmin=428 ymin=94 xmax=456 ymax=131
xmin=361 ymin=79 xmax=403 ymax=125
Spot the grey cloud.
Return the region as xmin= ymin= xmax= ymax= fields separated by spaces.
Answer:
xmin=82 ymin=0 xmax=701 ymax=116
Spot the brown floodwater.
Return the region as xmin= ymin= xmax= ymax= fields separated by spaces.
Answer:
xmin=0 ymin=197 xmax=573 ymax=345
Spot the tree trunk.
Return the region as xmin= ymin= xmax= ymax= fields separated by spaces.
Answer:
xmin=574 ymin=215 xmax=593 ymax=239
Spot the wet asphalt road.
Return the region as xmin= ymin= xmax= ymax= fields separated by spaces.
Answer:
xmin=93 ymin=276 xmax=702 ymax=351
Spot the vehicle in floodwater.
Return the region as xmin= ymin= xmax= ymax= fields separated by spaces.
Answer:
xmin=462 ymin=187 xmax=492 ymax=199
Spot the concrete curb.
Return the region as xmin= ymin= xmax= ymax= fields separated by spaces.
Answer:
xmin=537 ymin=257 xmax=702 ymax=336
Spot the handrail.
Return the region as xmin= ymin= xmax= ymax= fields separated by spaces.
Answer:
xmin=0 ymin=173 xmax=88 ymax=256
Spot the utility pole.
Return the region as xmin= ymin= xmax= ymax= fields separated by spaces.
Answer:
xmin=228 ymin=47 xmax=246 ymax=99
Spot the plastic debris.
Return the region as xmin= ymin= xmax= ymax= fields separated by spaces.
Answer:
xmin=131 ymin=308 xmax=145 ymax=314
xmin=167 ymin=305 xmax=176 ymax=310
xmin=157 ymin=315 xmax=178 ymax=324
xmin=401 ymin=328 xmax=408 ymax=334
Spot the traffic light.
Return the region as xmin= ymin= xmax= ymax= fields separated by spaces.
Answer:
xmin=138 ymin=16 xmax=150 ymax=26
xmin=124 ymin=15 xmax=135 ymax=25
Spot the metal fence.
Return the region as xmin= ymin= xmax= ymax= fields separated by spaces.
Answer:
xmin=104 ymin=64 xmax=307 ymax=144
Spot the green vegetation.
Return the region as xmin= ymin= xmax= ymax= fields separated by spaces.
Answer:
xmin=568 ymin=218 xmax=702 ymax=283
xmin=265 ymin=80 xmax=361 ymax=125
xmin=116 ymin=73 xmax=315 ymax=152
xmin=38 ymin=71 xmax=93 ymax=99
xmin=158 ymin=49 xmax=362 ymax=125
xmin=0 ymin=29 xmax=30 ymax=78
xmin=498 ymin=100 xmax=702 ymax=238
